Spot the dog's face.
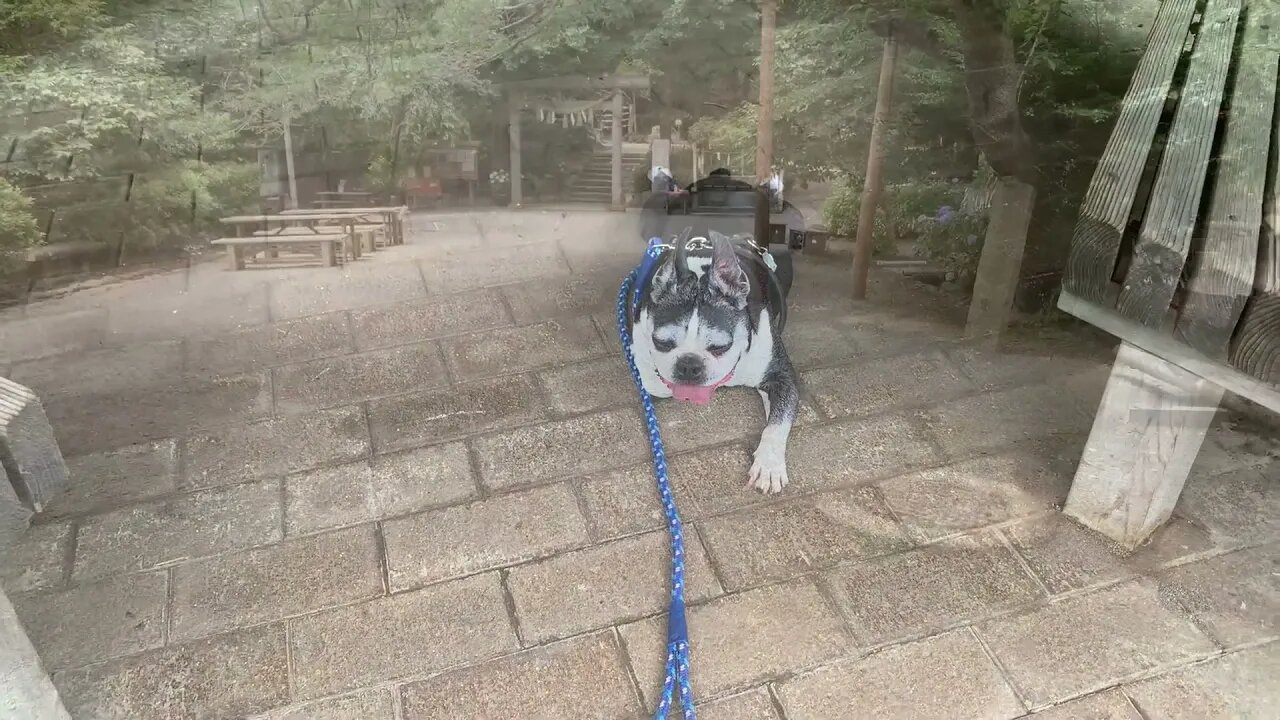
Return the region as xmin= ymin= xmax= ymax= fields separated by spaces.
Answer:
xmin=643 ymin=233 xmax=752 ymax=399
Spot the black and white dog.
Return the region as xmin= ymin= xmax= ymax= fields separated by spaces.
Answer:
xmin=626 ymin=231 xmax=799 ymax=493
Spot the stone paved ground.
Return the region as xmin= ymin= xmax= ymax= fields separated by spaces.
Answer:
xmin=0 ymin=209 xmax=1277 ymax=719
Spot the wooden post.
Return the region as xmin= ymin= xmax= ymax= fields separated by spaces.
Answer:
xmin=509 ymin=96 xmax=523 ymax=207
xmin=282 ymin=115 xmax=299 ymax=210
xmin=1065 ymin=342 xmax=1224 ymax=549
xmin=965 ymin=178 xmax=1036 ymax=342
xmin=756 ymin=0 xmax=778 ymax=182
xmin=611 ymin=89 xmax=624 ymax=210
xmin=851 ymin=30 xmax=898 ymax=299
xmin=0 ymin=589 xmax=72 ymax=719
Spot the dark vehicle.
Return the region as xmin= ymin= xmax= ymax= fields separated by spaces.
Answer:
xmin=640 ymin=168 xmax=805 ymax=250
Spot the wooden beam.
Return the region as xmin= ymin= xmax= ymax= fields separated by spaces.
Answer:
xmin=508 ymin=96 xmax=522 ymax=207
xmin=965 ymin=178 xmax=1036 ymax=342
xmin=1178 ymin=6 xmax=1278 ymax=356
xmin=1061 ymin=0 xmax=1199 ymax=304
xmin=756 ymin=0 xmax=777 ymax=183
xmin=0 ymin=589 xmax=72 ymax=719
xmin=850 ymin=31 xmax=898 ymax=300
xmin=498 ymin=74 xmax=651 ymax=92
xmin=1117 ymin=0 xmax=1241 ymax=328
xmin=1059 ymin=290 xmax=1280 ymax=413
xmin=1064 ymin=342 xmax=1223 ymax=549
xmin=611 ymin=89 xmax=624 ymax=210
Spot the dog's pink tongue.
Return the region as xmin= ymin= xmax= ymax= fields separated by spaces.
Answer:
xmin=670 ymin=383 xmax=717 ymax=406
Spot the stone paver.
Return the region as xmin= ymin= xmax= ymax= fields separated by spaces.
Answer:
xmin=472 ymin=408 xmax=648 ymax=491
xmin=876 ymin=445 xmax=1075 ymax=541
xmin=289 ymin=573 xmax=518 ymax=699
xmin=620 ymin=580 xmax=849 ymax=706
xmin=74 ymin=480 xmax=282 ymax=579
xmin=170 ymin=525 xmax=383 ymax=641
xmin=272 ymin=341 xmax=449 ymax=413
xmin=14 ymin=571 xmax=167 ymax=669
xmin=1004 ymin=512 xmax=1214 ymax=595
xmin=251 ymin=687 xmax=396 ymax=720
xmin=0 ymin=521 xmax=70 ymax=593
xmin=923 ymin=378 xmax=1096 ymax=456
xmin=575 ymin=463 xmax=666 ymax=541
xmin=776 ymin=629 xmax=1024 ymax=720
xmin=418 ymin=241 xmax=569 ymax=293
xmin=46 ymin=369 xmax=273 ymax=456
xmin=0 ymin=308 xmax=106 ymax=365
xmin=55 ymin=625 xmax=289 ymax=719
xmin=285 ymin=442 xmax=476 ymax=535
xmin=824 ymin=532 xmax=1044 ymax=646
xmin=184 ymin=405 xmax=371 ymax=487
xmin=786 ymin=412 xmax=941 ymax=491
xmin=184 ymin=311 xmax=355 ymax=376
xmin=669 ymin=443 xmax=764 ymax=516
xmin=268 ymin=261 xmax=427 ymax=320
xmin=698 ymin=487 xmax=911 ymax=590
xmin=1019 ymin=690 xmax=1139 ymax=719
xmin=1179 ymin=465 xmax=1278 ymax=544
xmin=507 ymin=529 xmax=722 ymax=644
xmin=9 ymin=339 xmax=184 ymax=400
xmin=1155 ymin=544 xmax=1279 ymax=648
xmin=441 ymin=316 xmax=605 ymax=381
xmin=349 ymin=288 xmax=512 ymax=350
xmin=539 ymin=355 xmax=634 ymax=415
xmin=367 ymin=374 xmax=546 ymax=453
xmin=804 ymin=347 xmax=975 ymax=419
xmin=399 ymin=631 xmax=642 ymax=719
xmin=1124 ymin=643 xmax=1280 ymax=719
xmin=499 ymin=272 xmax=618 ymax=324
xmin=978 ymin=580 xmax=1217 ymax=706
xmin=53 ymin=439 xmax=179 ymax=517
xmin=8 ymin=211 xmax=1278 ymax=718
xmin=698 ymin=688 xmax=781 ymax=720
xmin=382 ymin=483 xmax=588 ymax=590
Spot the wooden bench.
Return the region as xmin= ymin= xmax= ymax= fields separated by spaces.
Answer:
xmin=254 ymin=224 xmax=384 ymax=255
xmin=1057 ymin=0 xmax=1279 ymax=548
xmin=212 ymin=235 xmax=346 ymax=269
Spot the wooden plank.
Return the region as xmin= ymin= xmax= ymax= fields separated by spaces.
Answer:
xmin=1117 ymin=0 xmax=1242 ymax=327
xmin=1178 ymin=5 xmax=1278 ymax=356
xmin=498 ymin=74 xmax=650 ymax=91
xmin=1064 ymin=342 xmax=1224 ymax=549
xmin=965 ymin=178 xmax=1037 ymax=342
xmin=1060 ymin=289 xmax=1280 ymax=412
xmin=0 ymin=589 xmax=72 ymax=719
xmin=1231 ymin=106 xmax=1280 ymax=383
xmin=0 ymin=378 xmax=68 ymax=514
xmin=1062 ymin=0 xmax=1199 ymax=304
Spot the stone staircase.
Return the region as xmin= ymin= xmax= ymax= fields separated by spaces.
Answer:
xmin=566 ymin=150 xmax=648 ymax=204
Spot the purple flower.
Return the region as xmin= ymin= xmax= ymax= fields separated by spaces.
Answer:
xmin=936 ymin=205 xmax=955 ymax=224
xmin=965 ymin=234 xmax=978 ymax=246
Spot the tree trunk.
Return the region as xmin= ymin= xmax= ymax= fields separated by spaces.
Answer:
xmin=755 ymin=0 xmax=778 ymax=182
xmin=949 ymin=0 xmax=1035 ymax=183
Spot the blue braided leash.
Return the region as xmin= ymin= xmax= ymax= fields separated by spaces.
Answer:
xmin=617 ymin=238 xmax=696 ymax=720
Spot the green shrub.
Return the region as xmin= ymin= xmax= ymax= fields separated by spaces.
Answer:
xmin=0 ymin=177 xmax=42 ymax=271
xmin=127 ymin=161 xmax=258 ymax=250
xmin=823 ymin=176 xmax=964 ymax=257
xmin=914 ymin=209 xmax=988 ymax=286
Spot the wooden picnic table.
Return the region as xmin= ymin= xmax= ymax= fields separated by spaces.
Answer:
xmin=215 ymin=212 xmax=389 ymax=269
xmin=281 ymin=206 xmax=408 ymax=245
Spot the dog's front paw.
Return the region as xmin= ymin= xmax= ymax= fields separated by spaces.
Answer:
xmin=748 ymin=446 xmax=789 ymax=494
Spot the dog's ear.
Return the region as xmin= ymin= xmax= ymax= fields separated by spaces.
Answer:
xmin=708 ymin=233 xmax=748 ymax=307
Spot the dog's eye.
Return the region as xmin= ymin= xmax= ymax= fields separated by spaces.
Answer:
xmin=652 ymin=337 xmax=676 ymax=353
xmin=707 ymin=343 xmax=731 ymax=357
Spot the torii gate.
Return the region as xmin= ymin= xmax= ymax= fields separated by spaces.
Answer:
xmin=499 ymin=74 xmax=651 ymax=209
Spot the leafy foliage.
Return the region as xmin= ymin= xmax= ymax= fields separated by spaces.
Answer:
xmin=0 ymin=177 xmax=42 ymax=272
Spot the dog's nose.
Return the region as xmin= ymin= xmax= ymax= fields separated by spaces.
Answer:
xmin=673 ymin=354 xmax=706 ymax=384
